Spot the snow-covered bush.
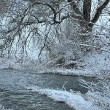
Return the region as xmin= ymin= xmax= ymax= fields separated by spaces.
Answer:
xmin=45 ymin=37 xmax=84 ymax=68
xmin=80 ymin=75 xmax=110 ymax=110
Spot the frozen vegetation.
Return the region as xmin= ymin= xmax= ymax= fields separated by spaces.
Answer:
xmin=0 ymin=0 xmax=110 ymax=110
xmin=80 ymin=77 xmax=110 ymax=110
xmin=0 ymin=52 xmax=110 ymax=77
xmin=0 ymin=0 xmax=110 ymax=75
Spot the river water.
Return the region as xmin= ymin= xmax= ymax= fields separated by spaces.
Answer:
xmin=0 ymin=69 xmax=88 ymax=110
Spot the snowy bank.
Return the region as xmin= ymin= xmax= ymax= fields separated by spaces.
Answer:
xmin=27 ymin=86 xmax=101 ymax=110
xmin=0 ymin=57 xmax=109 ymax=78
xmin=38 ymin=68 xmax=99 ymax=77
xmin=0 ymin=57 xmax=21 ymax=70
xmin=0 ymin=57 xmax=96 ymax=75
xmin=39 ymin=68 xmax=110 ymax=79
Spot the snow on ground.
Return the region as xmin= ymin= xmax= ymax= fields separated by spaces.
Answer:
xmin=0 ymin=56 xmax=99 ymax=77
xmin=0 ymin=51 xmax=110 ymax=78
xmin=27 ymin=86 xmax=101 ymax=110
xmin=84 ymin=52 xmax=110 ymax=71
xmin=0 ymin=57 xmax=21 ymax=70
xmin=38 ymin=68 xmax=98 ymax=76
xmin=0 ymin=56 xmax=109 ymax=78
xmin=85 ymin=91 xmax=110 ymax=110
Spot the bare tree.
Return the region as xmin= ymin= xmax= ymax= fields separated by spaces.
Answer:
xmin=0 ymin=0 xmax=109 ymax=60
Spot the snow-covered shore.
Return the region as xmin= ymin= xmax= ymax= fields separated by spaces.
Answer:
xmin=27 ymin=86 xmax=101 ymax=110
xmin=0 ymin=57 xmax=110 ymax=79
xmin=0 ymin=57 xmax=109 ymax=110
xmin=0 ymin=57 xmax=21 ymax=70
xmin=0 ymin=58 xmax=98 ymax=79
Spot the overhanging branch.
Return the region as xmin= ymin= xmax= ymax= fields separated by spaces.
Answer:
xmin=89 ymin=0 xmax=109 ymax=28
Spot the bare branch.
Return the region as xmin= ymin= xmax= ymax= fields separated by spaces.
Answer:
xmin=89 ymin=0 xmax=109 ymax=28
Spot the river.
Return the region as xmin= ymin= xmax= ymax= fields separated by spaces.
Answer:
xmin=0 ymin=69 xmax=89 ymax=110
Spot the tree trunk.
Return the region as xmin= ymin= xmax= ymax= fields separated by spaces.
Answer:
xmin=83 ymin=0 xmax=91 ymax=22
xmin=79 ymin=0 xmax=92 ymax=44
xmin=67 ymin=0 xmax=92 ymax=43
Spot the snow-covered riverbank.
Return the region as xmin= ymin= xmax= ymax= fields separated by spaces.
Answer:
xmin=0 ymin=57 xmax=21 ymax=70
xmin=27 ymin=86 xmax=101 ymax=110
xmin=0 ymin=57 xmax=109 ymax=110
xmin=0 ymin=57 xmax=110 ymax=79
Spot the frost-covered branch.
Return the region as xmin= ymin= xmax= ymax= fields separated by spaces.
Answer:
xmin=80 ymin=76 xmax=110 ymax=110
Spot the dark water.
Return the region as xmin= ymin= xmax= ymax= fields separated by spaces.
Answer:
xmin=0 ymin=69 xmax=88 ymax=110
